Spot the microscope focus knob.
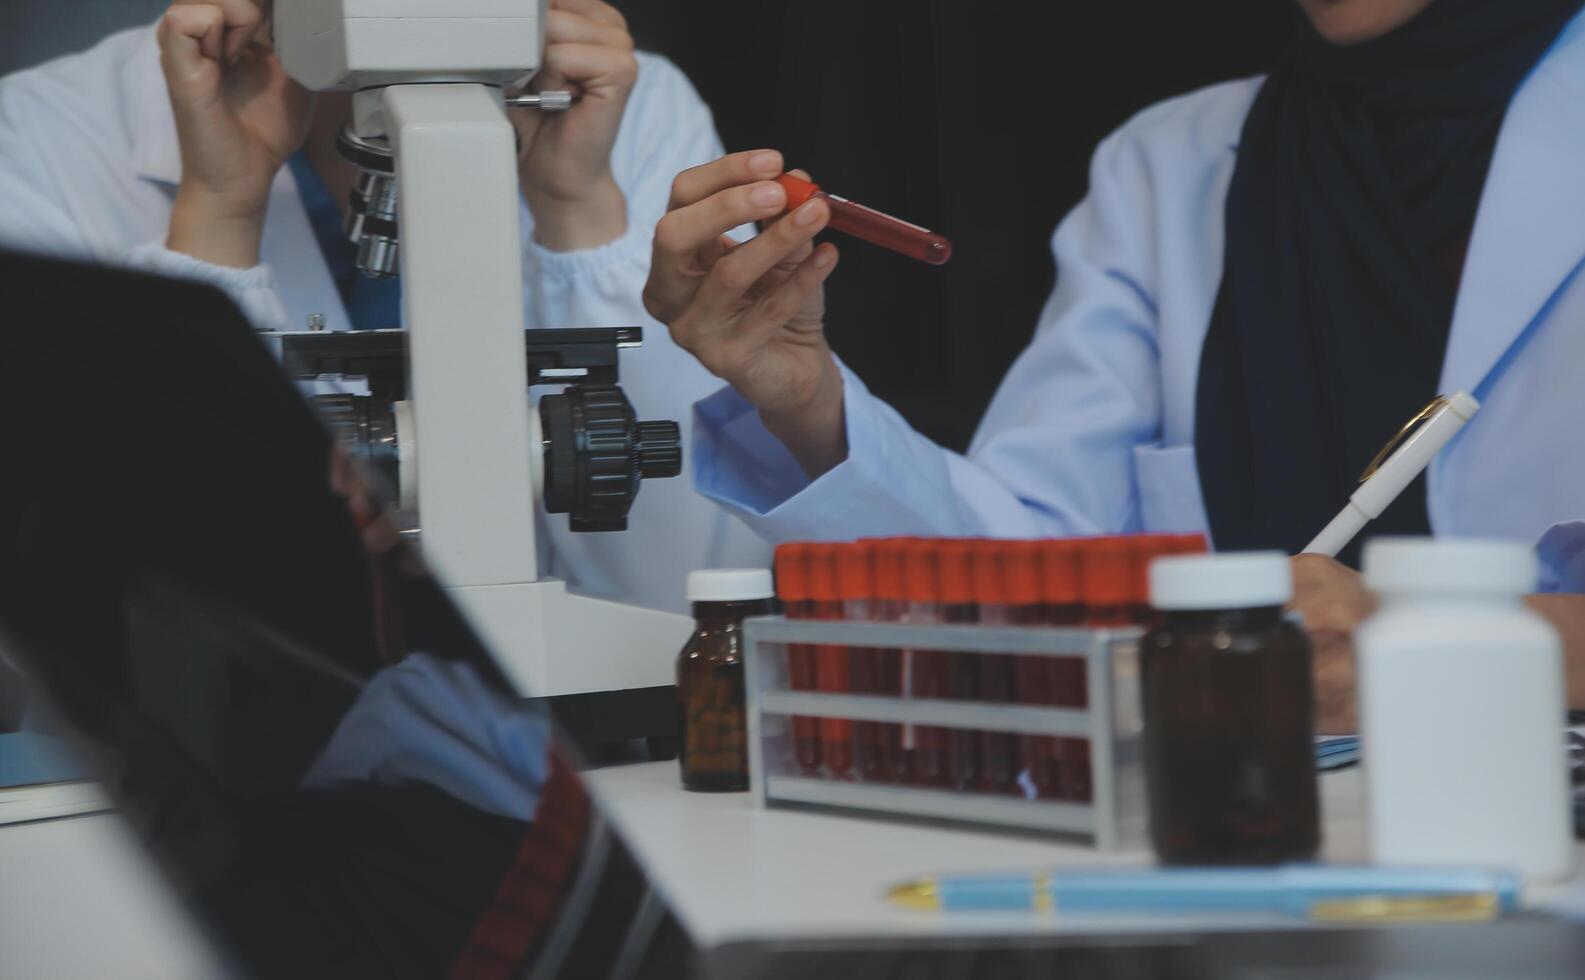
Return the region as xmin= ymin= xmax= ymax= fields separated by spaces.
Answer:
xmin=539 ymin=383 xmax=683 ymax=532
xmin=635 ymin=420 xmax=682 ymax=479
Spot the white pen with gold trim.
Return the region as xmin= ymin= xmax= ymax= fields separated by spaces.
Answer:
xmin=1304 ymin=391 xmax=1481 ymax=558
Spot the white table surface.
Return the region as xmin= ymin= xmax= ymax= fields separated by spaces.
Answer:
xmin=0 ymin=813 xmax=225 ymax=979
xmin=582 ymin=761 xmax=1585 ymax=949
xmin=5 ymin=766 xmax=1584 ymax=971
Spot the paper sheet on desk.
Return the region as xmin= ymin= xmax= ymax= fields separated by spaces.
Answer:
xmin=0 ymin=733 xmax=109 ymax=825
xmin=0 ymin=732 xmax=88 ymax=788
xmin=1315 ymin=736 xmax=1360 ymax=771
xmin=1315 ymin=727 xmax=1585 ymax=773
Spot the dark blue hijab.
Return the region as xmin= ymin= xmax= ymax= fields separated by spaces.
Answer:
xmin=1194 ymin=0 xmax=1583 ymax=566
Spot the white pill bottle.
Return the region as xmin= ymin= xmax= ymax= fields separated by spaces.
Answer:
xmin=1357 ymin=537 xmax=1573 ymax=881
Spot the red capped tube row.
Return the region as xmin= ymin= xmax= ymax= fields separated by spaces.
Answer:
xmin=770 ymin=534 xmax=1207 ymax=798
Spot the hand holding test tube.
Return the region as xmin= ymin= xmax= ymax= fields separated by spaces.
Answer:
xmin=645 ymin=150 xmax=949 ymax=479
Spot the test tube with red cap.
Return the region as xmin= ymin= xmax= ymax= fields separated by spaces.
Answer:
xmin=866 ymin=538 xmax=913 ymax=780
xmin=1082 ymin=536 xmax=1135 ymax=629
xmin=969 ymin=540 xmax=1019 ymax=706
xmin=1004 ymin=541 xmax=1048 ymax=794
xmin=1128 ymin=535 xmax=1173 ymax=628
xmin=1038 ymin=539 xmax=1086 ymax=629
xmin=777 ymin=174 xmax=953 ymax=266
xmin=902 ymin=539 xmax=949 ymax=785
xmin=1026 ymin=539 xmax=1082 ymax=799
xmin=773 ymin=543 xmax=821 ymax=772
xmin=806 ymin=544 xmax=854 ymax=778
xmin=970 ymin=540 xmax=1024 ymax=794
xmin=1048 ymin=537 xmax=1095 ymax=726
xmin=836 ymin=542 xmax=888 ymax=782
xmin=1058 ymin=536 xmax=1135 ymax=801
xmin=936 ymin=539 xmax=980 ymax=791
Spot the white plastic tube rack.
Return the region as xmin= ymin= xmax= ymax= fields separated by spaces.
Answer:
xmin=743 ymin=617 xmax=1146 ymax=848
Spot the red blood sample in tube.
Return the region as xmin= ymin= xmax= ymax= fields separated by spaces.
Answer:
xmin=1129 ymin=535 xmax=1172 ymax=628
xmin=1042 ymin=539 xmax=1089 ymax=721
xmin=937 ymin=540 xmax=980 ymax=791
xmin=774 ymin=543 xmax=822 ymax=772
xmin=903 ymin=540 xmax=949 ymax=786
xmin=1039 ymin=540 xmax=1085 ymax=629
xmin=836 ymin=542 xmax=887 ymax=782
xmin=1000 ymin=540 xmax=1046 ymax=621
xmin=970 ymin=541 xmax=1021 ymax=795
xmin=1002 ymin=541 xmax=1048 ymax=799
xmin=1062 ymin=536 xmax=1136 ymax=802
xmin=867 ymin=538 xmax=912 ymax=781
xmin=1083 ymin=536 xmax=1135 ymax=628
xmin=777 ymin=174 xmax=953 ymax=266
xmin=807 ymin=544 xmax=854 ymax=778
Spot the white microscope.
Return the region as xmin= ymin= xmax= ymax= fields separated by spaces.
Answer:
xmin=268 ymin=0 xmax=694 ymax=738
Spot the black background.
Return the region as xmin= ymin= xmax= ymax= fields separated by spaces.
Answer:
xmin=620 ymin=1 xmax=1291 ymax=450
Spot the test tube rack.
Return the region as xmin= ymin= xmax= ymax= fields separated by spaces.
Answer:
xmin=743 ymin=617 xmax=1146 ymax=848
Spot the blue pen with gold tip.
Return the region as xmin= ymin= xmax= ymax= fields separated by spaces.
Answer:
xmin=888 ymin=865 xmax=1519 ymax=923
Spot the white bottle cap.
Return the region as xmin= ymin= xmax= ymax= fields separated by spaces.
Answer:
xmin=687 ymin=568 xmax=775 ymax=603
xmin=1363 ymin=537 xmax=1537 ymax=596
xmin=1150 ymin=552 xmax=1292 ymax=611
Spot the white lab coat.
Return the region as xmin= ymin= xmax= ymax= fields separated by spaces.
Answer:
xmin=693 ymin=13 xmax=1585 ymax=589
xmin=0 ymin=25 xmax=770 ymax=614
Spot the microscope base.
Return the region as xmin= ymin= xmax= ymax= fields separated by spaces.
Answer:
xmin=447 ymin=578 xmax=692 ymax=698
xmin=444 ymin=578 xmax=691 ymax=762
xmin=543 ymin=685 xmax=680 ymax=765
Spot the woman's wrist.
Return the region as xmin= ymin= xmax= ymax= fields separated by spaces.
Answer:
xmin=524 ymin=175 xmax=628 ymax=252
xmin=167 ymin=184 xmax=268 ymax=268
xmin=760 ymin=362 xmax=849 ymax=480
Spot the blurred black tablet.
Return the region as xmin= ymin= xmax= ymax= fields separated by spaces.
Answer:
xmin=0 ymin=249 xmax=689 ymax=980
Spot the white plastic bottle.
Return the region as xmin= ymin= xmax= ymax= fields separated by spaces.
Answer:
xmin=1357 ymin=538 xmax=1573 ymax=881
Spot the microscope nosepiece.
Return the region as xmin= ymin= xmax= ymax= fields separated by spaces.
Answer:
xmin=337 ymin=127 xmax=401 ymax=280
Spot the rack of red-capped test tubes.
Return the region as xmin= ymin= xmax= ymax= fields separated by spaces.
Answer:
xmin=744 ymin=533 xmax=1206 ymax=844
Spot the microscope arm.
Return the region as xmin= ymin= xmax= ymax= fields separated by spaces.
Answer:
xmin=384 ymin=83 xmax=539 ymax=591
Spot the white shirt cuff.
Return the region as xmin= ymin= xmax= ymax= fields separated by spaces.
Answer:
xmin=124 ymin=239 xmax=288 ymax=332
xmin=521 ymin=212 xmax=651 ymax=283
xmin=691 ymin=362 xmax=946 ymax=542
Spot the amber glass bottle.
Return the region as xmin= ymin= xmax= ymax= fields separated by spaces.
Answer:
xmin=677 ymin=569 xmax=774 ymax=792
xmin=1142 ymin=552 xmax=1319 ymax=865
